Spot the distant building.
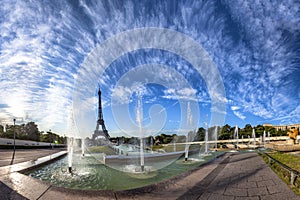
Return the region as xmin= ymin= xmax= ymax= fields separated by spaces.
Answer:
xmin=263 ymin=123 xmax=300 ymax=131
xmin=262 ymin=124 xmax=272 ymax=127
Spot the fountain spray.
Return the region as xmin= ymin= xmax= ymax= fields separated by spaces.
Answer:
xmin=173 ymin=140 xmax=176 ymax=152
xmin=263 ymin=130 xmax=266 ymax=147
xmin=81 ymin=137 xmax=85 ymax=157
xmin=184 ymin=102 xmax=193 ymax=161
xmin=248 ymin=135 xmax=250 ymax=147
xmin=136 ymin=91 xmax=144 ymax=172
xmin=68 ymin=137 xmax=74 ymax=173
xmin=252 ymin=128 xmax=256 ymax=147
xmin=234 ymin=125 xmax=239 ymax=150
xmin=204 ymin=126 xmax=208 ymax=154
xmin=184 ymin=134 xmax=189 ymax=161
xmin=67 ymin=108 xmax=76 ymax=174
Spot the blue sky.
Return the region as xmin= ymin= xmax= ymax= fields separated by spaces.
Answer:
xmin=0 ymin=0 xmax=299 ymax=138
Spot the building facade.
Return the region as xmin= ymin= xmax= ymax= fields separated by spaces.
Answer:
xmin=263 ymin=123 xmax=300 ymax=131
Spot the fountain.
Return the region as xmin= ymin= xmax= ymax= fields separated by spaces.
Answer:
xmin=247 ymin=135 xmax=251 ymax=147
xmin=204 ymin=125 xmax=209 ymax=154
xmin=173 ymin=140 xmax=176 ymax=152
xmin=81 ymin=138 xmax=85 ymax=157
xmin=184 ymin=102 xmax=194 ymax=161
xmin=150 ymin=137 xmax=154 ymax=153
xmin=211 ymin=126 xmax=219 ymax=151
xmin=227 ymin=125 xmax=239 ymax=152
xmin=263 ymin=130 xmax=266 ymax=147
xmin=242 ymin=135 xmax=244 ymax=143
xmin=259 ymin=136 xmax=262 ymax=147
xmin=136 ymin=91 xmax=144 ymax=172
xmin=199 ymin=126 xmax=215 ymax=157
xmin=68 ymin=137 xmax=74 ymax=173
xmin=184 ymin=132 xmax=193 ymax=161
xmin=234 ymin=125 xmax=239 ymax=150
xmin=252 ymin=128 xmax=256 ymax=148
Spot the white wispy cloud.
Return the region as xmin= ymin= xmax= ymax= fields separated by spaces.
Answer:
xmin=218 ymin=0 xmax=300 ymax=123
xmin=233 ymin=111 xmax=246 ymax=120
xmin=162 ymin=87 xmax=197 ymax=101
xmin=0 ymin=0 xmax=298 ymax=136
xmin=0 ymin=0 xmax=90 ymax=133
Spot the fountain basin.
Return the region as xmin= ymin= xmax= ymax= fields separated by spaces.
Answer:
xmin=23 ymin=151 xmax=223 ymax=191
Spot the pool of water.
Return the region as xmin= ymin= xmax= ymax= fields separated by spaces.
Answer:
xmin=24 ymin=151 xmax=223 ymax=191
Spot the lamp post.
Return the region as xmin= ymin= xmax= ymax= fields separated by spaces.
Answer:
xmin=49 ymin=129 xmax=52 ymax=149
xmin=10 ymin=118 xmax=16 ymax=165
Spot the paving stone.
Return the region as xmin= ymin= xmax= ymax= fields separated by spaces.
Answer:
xmin=230 ymin=177 xmax=248 ymax=185
xmin=266 ymin=184 xmax=285 ymax=194
xmin=234 ymin=197 xmax=260 ymax=200
xmin=257 ymin=179 xmax=276 ymax=187
xmin=179 ymin=193 xmax=201 ymax=200
xmin=206 ymin=185 xmax=225 ymax=194
xmin=261 ymin=174 xmax=275 ymax=181
xmin=40 ymin=186 xmax=116 ymax=200
xmin=224 ymin=187 xmax=247 ymax=197
xmin=8 ymin=191 xmax=28 ymax=200
xmin=198 ymin=192 xmax=211 ymax=200
xmin=247 ymin=176 xmax=263 ymax=182
xmin=207 ymin=193 xmax=234 ymax=200
xmin=260 ymin=193 xmax=300 ymax=200
xmin=236 ymin=181 xmax=257 ymax=189
xmin=1 ymin=172 xmax=50 ymax=200
xmin=0 ymin=181 xmax=12 ymax=194
xmin=247 ymin=186 xmax=269 ymax=196
xmin=0 ymin=182 xmax=28 ymax=200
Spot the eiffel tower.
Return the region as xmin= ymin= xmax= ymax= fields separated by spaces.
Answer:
xmin=92 ymin=88 xmax=110 ymax=142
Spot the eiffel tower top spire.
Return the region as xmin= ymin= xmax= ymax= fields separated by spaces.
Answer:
xmin=98 ymin=88 xmax=103 ymax=121
xmin=92 ymin=87 xmax=110 ymax=142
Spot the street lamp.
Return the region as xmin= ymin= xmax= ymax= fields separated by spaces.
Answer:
xmin=49 ymin=129 xmax=53 ymax=149
xmin=10 ymin=118 xmax=16 ymax=165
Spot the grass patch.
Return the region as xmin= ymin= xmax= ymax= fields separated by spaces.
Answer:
xmin=87 ymin=146 xmax=117 ymax=155
xmin=268 ymin=152 xmax=300 ymax=171
xmin=260 ymin=152 xmax=300 ymax=196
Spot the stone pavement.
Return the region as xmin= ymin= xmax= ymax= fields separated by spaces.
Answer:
xmin=176 ymin=153 xmax=300 ymax=200
xmin=116 ymin=152 xmax=300 ymax=200
xmin=0 ymin=149 xmax=65 ymax=167
xmin=0 ymin=150 xmax=299 ymax=200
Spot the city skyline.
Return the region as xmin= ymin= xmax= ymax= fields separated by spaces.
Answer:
xmin=0 ymin=1 xmax=299 ymax=138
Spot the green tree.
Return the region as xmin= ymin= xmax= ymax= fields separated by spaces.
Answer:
xmin=155 ymin=133 xmax=174 ymax=144
xmin=254 ymin=125 xmax=265 ymax=137
xmin=4 ymin=124 xmax=14 ymax=139
xmin=276 ymin=128 xmax=288 ymax=136
xmin=40 ymin=132 xmax=51 ymax=143
xmin=25 ymin=122 xmax=40 ymax=141
xmin=239 ymin=124 xmax=252 ymax=138
xmin=195 ymin=127 xmax=205 ymax=141
xmin=267 ymin=127 xmax=276 ymax=136
xmin=16 ymin=124 xmax=27 ymax=140
xmin=218 ymin=124 xmax=231 ymax=140
xmin=0 ymin=125 xmax=3 ymax=137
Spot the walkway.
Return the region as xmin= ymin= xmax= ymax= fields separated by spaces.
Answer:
xmin=0 ymin=149 xmax=65 ymax=167
xmin=0 ymin=150 xmax=299 ymax=200
xmin=177 ymin=153 xmax=299 ymax=200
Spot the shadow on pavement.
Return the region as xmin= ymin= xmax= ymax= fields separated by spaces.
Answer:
xmin=0 ymin=181 xmax=28 ymax=200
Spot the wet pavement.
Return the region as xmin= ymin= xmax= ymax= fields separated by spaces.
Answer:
xmin=0 ymin=149 xmax=299 ymax=200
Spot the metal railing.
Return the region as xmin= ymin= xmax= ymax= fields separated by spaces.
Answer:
xmin=260 ymin=152 xmax=300 ymax=185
